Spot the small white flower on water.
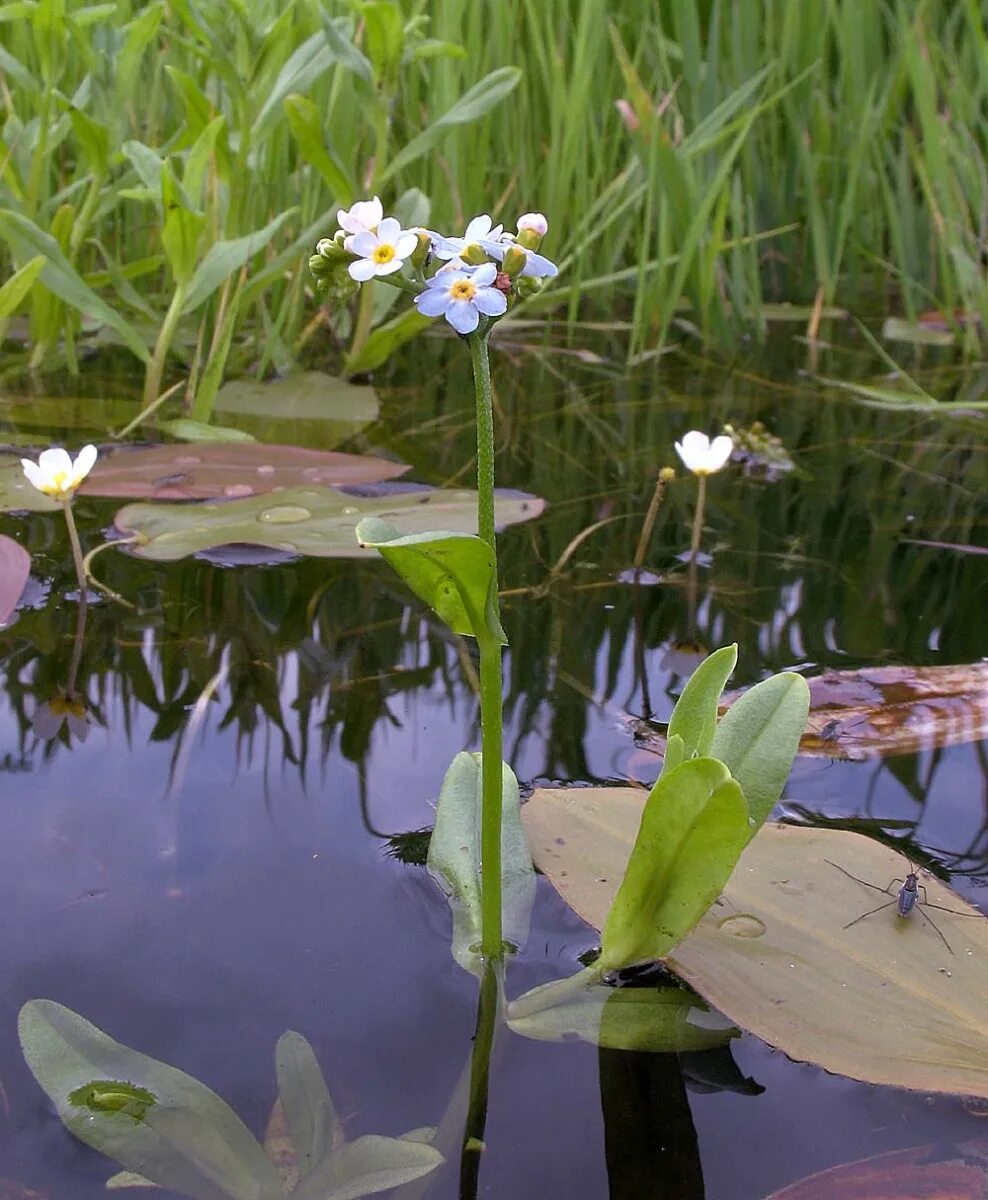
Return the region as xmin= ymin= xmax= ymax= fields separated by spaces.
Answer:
xmin=21 ymin=444 xmax=97 ymax=499
xmin=337 ymin=196 xmax=383 ymax=236
xmin=516 ymin=212 xmax=548 ymax=236
xmin=347 ymin=217 xmax=418 ymax=281
xmin=414 ymin=263 xmax=507 ymax=335
xmin=32 ymin=695 xmax=90 ymax=743
xmin=674 ymin=431 xmax=733 ymax=477
xmin=432 ymin=214 xmax=506 ymax=262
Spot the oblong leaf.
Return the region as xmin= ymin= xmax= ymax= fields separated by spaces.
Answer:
xmin=600 ymin=759 xmax=750 ymax=971
xmin=0 ymin=254 xmax=45 ymax=317
xmin=355 ymin=518 xmax=505 ymax=643
xmin=295 ymin=1134 xmax=442 ymax=1200
xmin=19 ymin=1000 xmax=284 ymax=1200
xmin=664 ymin=643 xmax=738 ymax=767
xmin=275 ymin=1032 xmax=340 ymax=1184
xmin=183 ymin=210 xmax=298 ymax=313
xmin=711 ymin=671 xmax=809 ymax=828
xmin=524 ymin=792 xmax=988 ymax=1098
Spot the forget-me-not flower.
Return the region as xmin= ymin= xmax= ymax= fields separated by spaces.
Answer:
xmin=348 ymin=217 xmax=418 ymax=281
xmin=414 ymin=263 xmax=507 ymax=334
xmin=431 ymin=214 xmax=507 ymax=262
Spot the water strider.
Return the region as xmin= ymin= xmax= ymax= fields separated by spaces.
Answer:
xmin=827 ymin=858 xmax=983 ymax=953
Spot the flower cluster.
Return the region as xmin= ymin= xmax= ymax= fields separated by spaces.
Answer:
xmin=308 ymin=200 xmax=557 ymax=335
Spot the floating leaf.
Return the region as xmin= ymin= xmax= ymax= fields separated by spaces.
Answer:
xmin=355 ymin=519 xmax=504 ymax=643
xmin=426 ymin=752 xmax=536 ymax=976
xmin=523 ymin=793 xmax=988 ymax=1097
xmin=881 ymin=315 xmax=955 ymax=347
xmin=18 ymin=1000 xmax=284 ymax=1200
xmin=507 ymin=967 xmax=736 ymax=1052
xmin=113 ymin=486 xmax=543 ymax=563
xmin=214 ymin=372 xmax=376 ymax=423
xmin=760 ymin=1138 xmax=988 ymax=1199
xmin=83 ymin=443 xmax=408 ymax=501
xmin=0 ymin=456 xmax=60 ymax=513
xmin=0 ymin=534 xmax=30 ymax=625
xmin=600 ymin=758 xmax=750 ymax=972
xmin=155 ymin=419 xmax=257 ymax=444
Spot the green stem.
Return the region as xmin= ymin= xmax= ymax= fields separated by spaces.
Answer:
xmin=689 ymin=474 xmax=707 ymax=563
xmin=458 ymin=962 xmax=501 ymax=1199
xmin=143 ymin=282 xmax=188 ymax=409
xmin=349 ymin=282 xmax=376 ymax=364
xmin=469 ymin=328 xmax=504 ymax=962
xmin=61 ymin=499 xmax=87 ymax=599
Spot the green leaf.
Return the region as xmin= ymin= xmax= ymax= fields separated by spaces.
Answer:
xmin=66 ymin=105 xmax=109 ymax=174
xmin=161 ymin=168 xmax=204 ymax=286
xmin=283 ymin=94 xmax=353 ymax=203
xmin=18 ymin=1000 xmax=285 ymax=1200
xmin=155 ymin=419 xmax=256 ymax=443
xmin=0 ymin=210 xmax=150 ymax=362
xmin=664 ymin=643 xmax=737 ymax=769
xmin=355 ymin=518 xmax=505 ymax=644
xmin=320 ymin=13 xmax=373 ymax=85
xmin=524 ymin=797 xmax=988 ymax=1099
xmin=113 ymin=485 xmax=543 ymax=562
xmin=600 ymin=758 xmax=750 ymax=971
xmin=507 ymin=967 xmax=736 ymax=1052
xmin=183 ymin=209 xmax=297 ymax=313
xmin=275 ymin=1031 xmax=340 ymax=1183
xmin=184 ymin=115 xmax=227 ymax=205
xmin=380 ymin=66 xmax=521 ymax=182
xmin=711 ymin=672 xmax=810 ymax=829
xmin=294 ymin=1134 xmax=442 ymax=1200
xmin=165 ymin=63 xmax=214 ymax=138
xmin=361 ymin=1 xmax=404 ymax=82
xmin=0 ymin=255 xmax=44 ymax=317
xmin=117 ymin=2 xmax=163 ymax=97
xmin=344 ymin=308 xmax=434 ymax=374
xmin=426 ymin=752 xmax=536 ymax=976
xmin=122 ymin=139 xmax=166 ymax=200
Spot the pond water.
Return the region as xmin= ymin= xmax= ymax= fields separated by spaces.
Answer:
xmin=1 ymin=327 xmax=986 ymax=1198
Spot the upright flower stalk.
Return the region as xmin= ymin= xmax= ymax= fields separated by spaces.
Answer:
xmin=311 ymin=206 xmax=557 ymax=964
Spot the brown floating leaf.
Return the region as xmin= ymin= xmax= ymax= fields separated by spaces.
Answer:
xmin=632 ymin=663 xmax=988 ymax=761
xmin=0 ymin=535 xmax=30 ymax=625
xmin=760 ymin=1139 xmax=988 ymax=1199
xmin=81 ymin=443 xmax=409 ymax=501
xmin=523 ymin=789 xmax=988 ymax=1097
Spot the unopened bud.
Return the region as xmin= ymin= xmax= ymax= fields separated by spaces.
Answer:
xmin=493 ymin=271 xmax=512 ymax=295
xmin=316 ymin=236 xmax=348 ymax=263
xmin=517 ymin=212 xmax=548 ymax=237
xmin=460 ymin=242 xmax=489 ymax=266
xmin=501 ymin=245 xmax=527 ymax=278
xmin=659 ymin=466 xmax=676 ymax=483
xmin=309 ymin=253 xmax=331 ymax=277
xmin=515 ymin=275 xmax=544 ymax=298
xmin=410 ymin=229 xmax=431 ymax=269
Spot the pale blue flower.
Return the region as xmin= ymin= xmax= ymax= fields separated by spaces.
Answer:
xmin=414 ymin=263 xmax=507 ymax=334
xmin=348 ymin=217 xmax=418 ymax=281
xmin=431 ymin=214 xmax=507 ymax=262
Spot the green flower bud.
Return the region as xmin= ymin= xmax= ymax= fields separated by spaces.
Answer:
xmin=515 ymin=275 xmax=544 ymax=298
xmin=460 ymin=243 xmax=490 ymax=267
xmin=501 ymin=245 xmax=528 ymax=278
xmin=516 ymin=228 xmax=542 ymax=252
xmin=410 ymin=230 xmax=431 ymax=269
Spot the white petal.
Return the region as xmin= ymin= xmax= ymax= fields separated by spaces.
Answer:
xmin=472 ymin=263 xmax=498 ymax=286
xmin=67 ymin=711 xmax=91 ymax=742
xmin=446 ymin=300 xmax=480 ymax=334
xmin=337 ymin=210 xmax=360 ymax=234
xmin=31 ymin=706 xmax=63 ymax=739
xmin=517 ymin=211 xmax=548 ymax=235
xmin=675 ymin=431 xmax=711 ymax=473
xmin=473 ymin=287 xmax=507 ymax=316
xmin=350 ymin=231 xmax=378 ymax=257
xmin=374 ymin=258 xmax=403 ymax=276
xmin=394 ymin=233 xmax=418 ymax=259
xmin=38 ymin=447 xmax=73 ymax=477
xmin=415 ymin=287 xmax=452 ymax=317
xmin=71 ymin=444 xmax=97 ymax=484
xmin=348 ymin=258 xmax=377 ymax=281
xmin=463 ymin=215 xmax=493 ymax=241
xmin=705 ymin=435 xmax=734 ymax=474
xmin=21 ymin=461 xmax=46 ymax=492
xmin=376 ymin=216 xmax=401 ymax=241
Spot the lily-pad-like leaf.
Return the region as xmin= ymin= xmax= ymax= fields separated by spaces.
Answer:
xmin=355 ymin=518 xmax=504 ymax=644
xmin=0 ymin=534 xmax=30 ymax=625
xmin=663 ymin=643 xmax=737 ymax=771
xmin=507 ymin=967 xmax=736 ymax=1052
xmin=155 ymin=419 xmax=257 ymax=444
xmin=275 ymin=1032 xmax=340 ymax=1185
xmin=523 ymin=791 xmax=988 ymax=1097
xmin=113 ymin=486 xmax=543 ymax=563
xmin=84 ymin=443 xmax=408 ymax=501
xmin=0 ymin=455 xmax=60 ymax=513
xmin=214 ymin=373 xmax=377 ymax=424
xmin=427 ymin=752 xmax=536 ymax=976
xmin=18 ymin=1000 xmax=285 ymax=1200
xmin=600 ymin=759 xmax=750 ymax=972
xmin=711 ymin=672 xmax=809 ymax=829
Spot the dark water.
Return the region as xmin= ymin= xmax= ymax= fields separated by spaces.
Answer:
xmin=1 ymin=328 xmax=986 ymax=1198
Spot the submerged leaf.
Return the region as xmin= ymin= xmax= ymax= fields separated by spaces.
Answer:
xmin=18 ymin=1000 xmax=284 ymax=1200
xmin=355 ymin=519 xmax=504 ymax=643
xmin=114 ymin=486 xmax=543 ymax=563
xmin=524 ymin=792 xmax=988 ymax=1098
xmin=427 ymin=752 xmax=536 ymax=976
xmin=275 ymin=1032 xmax=340 ymax=1184
xmin=293 ymin=1134 xmax=442 ymax=1200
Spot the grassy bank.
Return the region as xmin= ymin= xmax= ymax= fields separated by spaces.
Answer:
xmin=1 ymin=0 xmax=985 ymax=398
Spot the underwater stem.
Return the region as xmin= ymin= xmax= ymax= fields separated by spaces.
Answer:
xmin=459 ymin=962 xmax=501 ymax=1199
xmin=60 ymin=499 xmax=87 ymax=599
xmin=689 ymin=474 xmax=707 ymax=563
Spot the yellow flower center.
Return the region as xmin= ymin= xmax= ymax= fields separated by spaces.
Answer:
xmin=373 ymin=243 xmax=396 ymax=265
xmin=450 ymin=279 xmax=477 ymax=301
xmin=42 ymin=471 xmax=71 ymax=497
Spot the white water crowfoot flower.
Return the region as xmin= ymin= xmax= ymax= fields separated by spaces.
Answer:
xmin=414 ymin=263 xmax=507 ymax=334
xmin=348 ymin=218 xmax=418 ymax=281
xmin=674 ymin=431 xmax=733 ymax=477
xmin=31 ymin=694 xmax=91 ymax=743
xmin=21 ymin=445 xmax=97 ymax=499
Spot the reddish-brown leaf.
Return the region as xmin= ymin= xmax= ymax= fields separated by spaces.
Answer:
xmin=0 ymin=534 xmax=30 ymax=626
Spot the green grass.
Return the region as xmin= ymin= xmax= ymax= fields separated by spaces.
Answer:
xmin=1 ymin=0 xmax=986 ymax=404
